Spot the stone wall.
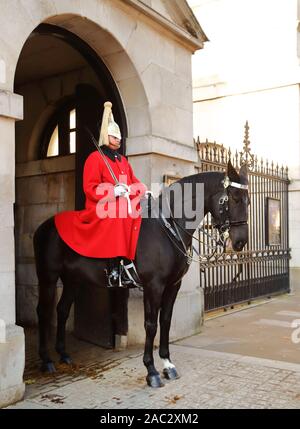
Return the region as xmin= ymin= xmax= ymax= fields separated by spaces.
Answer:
xmin=15 ymin=156 xmax=75 ymax=327
xmin=0 ymin=92 xmax=25 ymax=407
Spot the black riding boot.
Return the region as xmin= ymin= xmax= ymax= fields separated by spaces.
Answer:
xmin=106 ymin=257 xmax=121 ymax=287
xmin=106 ymin=257 xmax=142 ymax=288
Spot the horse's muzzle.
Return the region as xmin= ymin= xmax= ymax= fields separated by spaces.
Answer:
xmin=230 ymin=224 xmax=248 ymax=251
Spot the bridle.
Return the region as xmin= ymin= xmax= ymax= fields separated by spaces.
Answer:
xmin=213 ymin=175 xmax=249 ymax=246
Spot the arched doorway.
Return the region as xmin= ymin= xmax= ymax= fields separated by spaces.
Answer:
xmin=14 ymin=22 xmax=130 ymax=353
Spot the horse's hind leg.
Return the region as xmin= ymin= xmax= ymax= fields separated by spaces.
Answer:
xmin=37 ymin=283 xmax=57 ymax=372
xmin=55 ymin=278 xmax=75 ymax=364
xmin=143 ymin=283 xmax=164 ymax=388
xmin=159 ymin=280 xmax=181 ymax=381
xmin=34 ymin=217 xmax=63 ymax=372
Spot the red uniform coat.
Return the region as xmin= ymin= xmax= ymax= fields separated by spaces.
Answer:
xmin=54 ymin=150 xmax=146 ymax=259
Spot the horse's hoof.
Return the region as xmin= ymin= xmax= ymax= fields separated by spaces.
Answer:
xmin=146 ymin=374 xmax=164 ymax=388
xmin=60 ymin=355 xmax=72 ymax=365
xmin=163 ymin=367 xmax=180 ymax=380
xmin=40 ymin=361 xmax=56 ymax=373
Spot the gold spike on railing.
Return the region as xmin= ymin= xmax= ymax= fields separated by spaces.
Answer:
xmin=239 ymin=121 xmax=255 ymax=170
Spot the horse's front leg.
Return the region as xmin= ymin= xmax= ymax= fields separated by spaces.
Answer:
xmin=143 ymin=283 xmax=164 ymax=388
xmin=159 ymin=280 xmax=181 ymax=381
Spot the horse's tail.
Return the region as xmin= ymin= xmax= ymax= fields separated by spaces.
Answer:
xmin=33 ymin=216 xmax=63 ymax=284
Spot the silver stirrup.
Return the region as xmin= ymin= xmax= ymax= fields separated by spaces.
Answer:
xmin=121 ymin=260 xmax=142 ymax=289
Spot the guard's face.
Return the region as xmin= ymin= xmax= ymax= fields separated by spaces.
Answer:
xmin=108 ymin=135 xmax=121 ymax=150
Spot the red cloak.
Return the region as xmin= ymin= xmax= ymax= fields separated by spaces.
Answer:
xmin=54 ymin=150 xmax=147 ymax=259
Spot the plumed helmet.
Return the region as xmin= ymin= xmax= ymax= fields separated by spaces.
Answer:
xmin=98 ymin=101 xmax=121 ymax=146
xmin=108 ymin=119 xmax=121 ymax=140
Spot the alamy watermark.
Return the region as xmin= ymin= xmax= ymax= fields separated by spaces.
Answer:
xmin=291 ymin=319 xmax=300 ymax=344
xmin=95 ymin=179 xmax=204 ymax=230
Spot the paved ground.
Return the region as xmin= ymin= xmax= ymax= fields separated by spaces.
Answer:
xmin=6 ymin=283 xmax=300 ymax=409
xmin=179 ymin=290 xmax=300 ymax=364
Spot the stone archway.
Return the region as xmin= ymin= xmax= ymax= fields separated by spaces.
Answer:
xmin=0 ymin=4 xmax=152 ymax=406
xmin=14 ymin=11 xmax=152 ymax=353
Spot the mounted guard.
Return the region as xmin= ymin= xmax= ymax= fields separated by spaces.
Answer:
xmin=35 ymin=146 xmax=249 ymax=381
xmin=54 ymin=101 xmax=147 ymax=287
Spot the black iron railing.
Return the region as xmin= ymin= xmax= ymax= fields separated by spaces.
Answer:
xmin=196 ymin=122 xmax=290 ymax=312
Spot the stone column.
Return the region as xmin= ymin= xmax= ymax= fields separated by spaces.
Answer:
xmin=0 ymin=89 xmax=25 ymax=407
xmin=120 ymin=33 xmax=203 ymax=345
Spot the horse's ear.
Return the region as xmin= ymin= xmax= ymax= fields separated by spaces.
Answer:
xmin=239 ymin=164 xmax=248 ymax=185
xmin=226 ymin=160 xmax=240 ymax=182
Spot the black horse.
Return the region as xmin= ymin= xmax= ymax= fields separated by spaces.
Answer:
xmin=33 ymin=160 xmax=249 ymax=387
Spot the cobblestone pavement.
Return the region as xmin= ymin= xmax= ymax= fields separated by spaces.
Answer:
xmin=6 ymin=286 xmax=300 ymax=410
xmin=7 ymin=331 xmax=300 ymax=409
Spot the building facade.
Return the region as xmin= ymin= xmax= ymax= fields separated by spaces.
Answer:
xmin=0 ymin=0 xmax=207 ymax=407
xmin=189 ymin=0 xmax=300 ymax=278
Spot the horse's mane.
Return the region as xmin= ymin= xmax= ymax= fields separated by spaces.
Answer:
xmin=141 ymin=171 xmax=226 ymax=218
xmin=160 ymin=170 xmax=225 ymax=199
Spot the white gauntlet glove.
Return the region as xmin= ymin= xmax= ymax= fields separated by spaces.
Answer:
xmin=114 ymin=184 xmax=132 ymax=214
xmin=114 ymin=184 xmax=128 ymax=198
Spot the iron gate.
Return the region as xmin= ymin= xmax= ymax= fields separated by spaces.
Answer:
xmin=196 ymin=122 xmax=290 ymax=312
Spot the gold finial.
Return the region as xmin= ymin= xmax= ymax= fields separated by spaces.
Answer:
xmin=239 ymin=121 xmax=254 ymax=170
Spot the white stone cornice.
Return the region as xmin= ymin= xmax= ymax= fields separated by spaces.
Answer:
xmin=121 ymin=0 xmax=206 ymax=51
xmin=193 ymin=77 xmax=300 ymax=103
xmin=165 ymin=0 xmax=209 ymax=42
xmin=0 ymin=90 xmax=23 ymax=120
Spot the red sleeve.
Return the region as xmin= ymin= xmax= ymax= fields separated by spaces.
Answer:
xmin=83 ymin=152 xmax=114 ymax=203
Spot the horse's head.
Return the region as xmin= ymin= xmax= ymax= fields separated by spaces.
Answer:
xmin=209 ymin=161 xmax=250 ymax=252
